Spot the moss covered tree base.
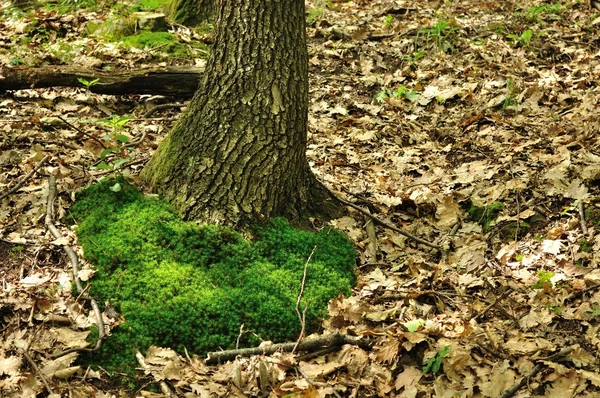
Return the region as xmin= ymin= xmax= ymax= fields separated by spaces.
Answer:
xmin=71 ymin=179 xmax=356 ymax=372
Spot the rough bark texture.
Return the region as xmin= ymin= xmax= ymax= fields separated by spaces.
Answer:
xmin=141 ymin=0 xmax=342 ymax=226
xmin=169 ymin=0 xmax=213 ymax=26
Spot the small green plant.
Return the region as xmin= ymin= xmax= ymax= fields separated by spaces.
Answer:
xmin=515 ymin=253 xmax=524 ymax=261
xmin=306 ymin=1 xmax=330 ymax=26
xmin=467 ymin=202 xmax=504 ymax=232
xmin=503 ymin=78 xmax=518 ymax=109
xmin=375 ymin=85 xmax=419 ymax=103
xmin=95 ymin=115 xmax=133 ymax=176
xmin=532 ymin=270 xmax=555 ymax=290
xmin=10 ymin=245 xmax=25 ymax=253
xmin=547 ymin=303 xmax=563 ymax=314
xmin=417 ymin=19 xmax=460 ymax=53
xmin=423 ymin=346 xmax=450 ymax=375
xmin=384 ymin=14 xmax=394 ymax=28
xmin=522 ymin=3 xmax=562 ymax=22
xmin=579 ymin=239 xmax=593 ymax=253
xmin=78 ymin=77 xmax=100 ymax=90
xmin=403 ymin=50 xmax=425 ymax=64
xmin=507 ymin=29 xmax=533 ymax=47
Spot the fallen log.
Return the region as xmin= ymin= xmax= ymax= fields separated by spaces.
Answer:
xmin=0 ymin=65 xmax=203 ymax=97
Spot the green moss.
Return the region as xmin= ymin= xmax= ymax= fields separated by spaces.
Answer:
xmin=467 ymin=201 xmax=504 ymax=232
xmin=579 ymin=239 xmax=593 ymax=253
xmin=71 ymin=178 xmax=356 ymax=373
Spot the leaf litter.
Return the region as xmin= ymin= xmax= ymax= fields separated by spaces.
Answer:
xmin=1 ymin=0 xmax=600 ymax=396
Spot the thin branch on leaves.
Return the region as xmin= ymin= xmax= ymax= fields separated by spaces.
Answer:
xmin=499 ymin=347 xmax=573 ymax=398
xmin=206 ymin=333 xmax=371 ymax=365
xmin=318 ymin=181 xmax=441 ymax=251
xmin=45 ymin=175 xmax=106 ymax=358
xmin=0 ymin=155 xmax=50 ymax=201
xmin=578 ymin=200 xmax=588 ymax=236
xmin=135 ymin=350 xmax=175 ymax=397
xmin=292 ymin=245 xmax=316 ymax=354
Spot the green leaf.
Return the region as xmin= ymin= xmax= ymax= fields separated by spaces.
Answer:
xmin=521 ymin=29 xmax=533 ymax=44
xmin=113 ymin=159 xmax=128 ymax=169
xmin=115 ymin=134 xmax=129 ymax=143
xmin=403 ymin=319 xmax=425 ymax=332
xmin=110 ymin=182 xmax=122 ymax=192
xmin=99 ymin=148 xmax=115 ymax=159
xmin=95 ymin=163 xmax=113 ymax=170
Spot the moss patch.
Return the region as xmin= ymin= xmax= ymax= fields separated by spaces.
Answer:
xmin=467 ymin=201 xmax=504 ymax=232
xmin=71 ymin=179 xmax=356 ymax=373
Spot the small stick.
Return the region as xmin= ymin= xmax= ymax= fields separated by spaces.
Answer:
xmin=23 ymin=351 xmax=54 ymax=395
xmin=499 ymin=348 xmax=573 ymax=398
xmin=206 ymin=333 xmax=371 ymax=365
xmin=564 ymin=283 xmax=600 ymax=303
xmin=56 ymin=116 xmax=107 ymax=149
xmin=0 ymin=155 xmax=50 ymax=201
xmin=578 ymin=201 xmax=588 ymax=236
xmin=292 ymin=246 xmax=316 ymax=354
xmin=135 ymin=350 xmax=174 ymax=397
xmin=318 ymin=182 xmax=441 ymax=251
xmin=473 ymin=290 xmax=513 ymax=321
xmin=45 ymin=176 xmax=106 ymax=358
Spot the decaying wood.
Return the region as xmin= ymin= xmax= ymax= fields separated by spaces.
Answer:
xmin=206 ymin=333 xmax=371 ymax=365
xmin=0 ymin=65 xmax=203 ymax=97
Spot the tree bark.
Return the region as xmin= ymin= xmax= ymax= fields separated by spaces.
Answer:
xmin=141 ymin=0 xmax=343 ymax=226
xmin=0 ymin=65 xmax=202 ymax=97
xmin=169 ymin=0 xmax=213 ymax=26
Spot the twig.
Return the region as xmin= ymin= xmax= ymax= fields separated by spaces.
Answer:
xmin=143 ymin=103 xmax=186 ymax=118
xmin=23 ymin=351 xmax=54 ymax=395
xmin=499 ymin=348 xmax=573 ymax=398
xmin=473 ymin=290 xmax=513 ymax=321
xmin=56 ymin=116 xmax=107 ymax=149
xmin=135 ymin=350 xmax=174 ymax=397
xmin=319 ymin=181 xmax=441 ymax=251
xmin=292 ymin=246 xmax=316 ymax=354
xmin=45 ymin=175 xmax=106 ymax=358
xmin=91 ymin=157 xmax=150 ymax=176
xmin=564 ymin=283 xmax=600 ymax=303
xmin=578 ymin=201 xmax=588 ymax=236
xmin=206 ymin=333 xmax=371 ymax=365
xmin=364 ymin=210 xmax=378 ymax=262
xmin=0 ymin=155 xmax=50 ymax=201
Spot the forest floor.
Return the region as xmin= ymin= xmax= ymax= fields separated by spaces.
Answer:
xmin=1 ymin=0 xmax=600 ymax=396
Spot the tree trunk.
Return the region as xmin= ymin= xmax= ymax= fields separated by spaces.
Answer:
xmin=141 ymin=0 xmax=343 ymax=226
xmin=169 ymin=0 xmax=213 ymax=26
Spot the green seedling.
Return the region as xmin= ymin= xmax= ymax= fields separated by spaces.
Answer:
xmin=522 ymin=3 xmax=562 ymax=22
xmin=467 ymin=201 xmax=504 ymax=232
xmin=507 ymin=29 xmax=533 ymax=46
xmin=423 ymin=346 xmax=450 ymax=375
xmin=384 ymin=14 xmax=394 ymax=28
xmin=78 ymin=77 xmax=100 ymax=89
xmin=94 ymin=115 xmax=133 ymax=175
xmin=532 ymin=270 xmax=555 ymax=290
xmin=375 ymin=85 xmax=419 ymax=103
xmin=417 ymin=19 xmax=460 ymax=53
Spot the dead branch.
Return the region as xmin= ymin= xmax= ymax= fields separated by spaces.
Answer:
xmin=23 ymin=351 xmax=54 ymax=395
xmin=1 ymin=65 xmax=203 ymax=97
xmin=45 ymin=175 xmax=106 ymax=358
xmin=206 ymin=333 xmax=371 ymax=365
xmin=292 ymin=246 xmax=316 ymax=354
xmin=499 ymin=348 xmax=573 ymax=398
xmin=135 ymin=350 xmax=174 ymax=397
xmin=578 ymin=201 xmax=588 ymax=236
xmin=318 ymin=181 xmax=441 ymax=251
xmin=0 ymin=155 xmax=50 ymax=201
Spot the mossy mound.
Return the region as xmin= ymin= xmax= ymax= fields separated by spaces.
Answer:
xmin=71 ymin=179 xmax=356 ymax=372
